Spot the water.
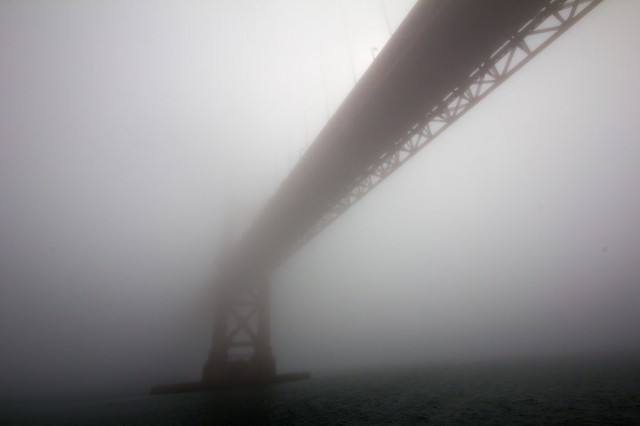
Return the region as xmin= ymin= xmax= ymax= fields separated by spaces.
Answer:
xmin=2 ymin=357 xmax=639 ymax=425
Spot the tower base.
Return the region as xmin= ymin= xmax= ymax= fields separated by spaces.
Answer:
xmin=150 ymin=371 xmax=310 ymax=395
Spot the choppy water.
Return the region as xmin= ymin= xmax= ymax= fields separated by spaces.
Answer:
xmin=2 ymin=357 xmax=639 ymax=425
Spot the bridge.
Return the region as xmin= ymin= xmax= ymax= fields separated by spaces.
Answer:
xmin=151 ymin=0 xmax=603 ymax=393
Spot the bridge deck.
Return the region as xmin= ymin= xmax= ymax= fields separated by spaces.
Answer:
xmin=230 ymin=0 xmax=578 ymax=275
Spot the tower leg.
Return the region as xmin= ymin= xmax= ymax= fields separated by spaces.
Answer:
xmin=250 ymin=277 xmax=276 ymax=380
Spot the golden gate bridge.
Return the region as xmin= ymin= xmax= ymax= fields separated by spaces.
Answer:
xmin=152 ymin=0 xmax=603 ymax=394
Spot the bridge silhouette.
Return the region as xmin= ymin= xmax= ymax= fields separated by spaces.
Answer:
xmin=151 ymin=0 xmax=602 ymax=393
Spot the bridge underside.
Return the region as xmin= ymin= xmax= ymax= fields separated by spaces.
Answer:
xmin=233 ymin=0 xmax=602 ymax=275
xmin=205 ymin=0 xmax=601 ymax=389
xmin=152 ymin=0 xmax=602 ymax=392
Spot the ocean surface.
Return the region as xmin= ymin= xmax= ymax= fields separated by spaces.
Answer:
xmin=2 ymin=357 xmax=639 ymax=425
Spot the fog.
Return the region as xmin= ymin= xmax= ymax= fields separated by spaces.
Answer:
xmin=1 ymin=0 xmax=639 ymax=399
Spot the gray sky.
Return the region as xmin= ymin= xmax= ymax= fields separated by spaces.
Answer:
xmin=1 ymin=0 xmax=639 ymax=398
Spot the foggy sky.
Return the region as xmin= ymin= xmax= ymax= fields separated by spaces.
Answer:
xmin=1 ymin=1 xmax=639 ymax=398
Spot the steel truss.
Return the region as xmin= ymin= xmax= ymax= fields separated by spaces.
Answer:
xmin=299 ymin=0 xmax=602 ymax=247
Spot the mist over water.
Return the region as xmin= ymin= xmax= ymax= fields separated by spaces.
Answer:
xmin=1 ymin=0 xmax=639 ymax=406
xmin=3 ymin=358 xmax=640 ymax=425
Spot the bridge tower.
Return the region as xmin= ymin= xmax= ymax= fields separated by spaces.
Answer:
xmin=200 ymin=198 xmax=277 ymax=386
xmin=201 ymin=271 xmax=276 ymax=385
